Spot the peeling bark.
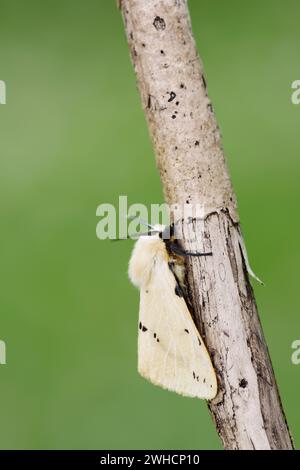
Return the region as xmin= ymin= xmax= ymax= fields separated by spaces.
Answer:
xmin=119 ymin=0 xmax=293 ymax=449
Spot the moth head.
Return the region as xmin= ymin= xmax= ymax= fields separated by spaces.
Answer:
xmin=158 ymin=223 xmax=174 ymax=241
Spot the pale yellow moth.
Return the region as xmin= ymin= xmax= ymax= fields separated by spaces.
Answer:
xmin=128 ymin=224 xmax=217 ymax=400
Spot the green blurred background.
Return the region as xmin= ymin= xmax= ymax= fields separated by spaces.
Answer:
xmin=0 ymin=0 xmax=299 ymax=449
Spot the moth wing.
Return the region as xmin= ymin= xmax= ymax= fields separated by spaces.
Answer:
xmin=138 ymin=258 xmax=217 ymax=399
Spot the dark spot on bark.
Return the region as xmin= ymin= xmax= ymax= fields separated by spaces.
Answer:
xmin=147 ymin=95 xmax=151 ymax=109
xmin=202 ymin=75 xmax=207 ymax=89
xmin=193 ymin=371 xmax=196 ymax=379
xmin=153 ymin=16 xmax=166 ymax=30
xmin=198 ymin=337 xmax=202 ymax=346
xmin=186 ymin=200 xmax=190 ymax=204
xmin=129 ymin=32 xmax=133 ymax=40
xmin=142 ymin=325 xmax=148 ymax=332
xmin=180 ymin=83 xmax=185 ymax=89
xmin=207 ymin=103 xmax=213 ymax=112
xmin=197 ymin=376 xmax=199 ymax=382
xmin=154 ymin=333 xmax=156 ymax=338
xmin=160 ymin=49 xmax=164 ymax=55
xmin=139 ymin=322 xmax=142 ymax=330
xmin=176 ymin=101 xmax=179 ymax=105
xmin=145 ymin=290 xmax=149 ymax=293
xmin=203 ymin=378 xmax=206 ymax=383
xmin=172 ymin=114 xmax=176 ymax=119
xmin=184 ymin=329 xmax=189 ymax=334
xmin=239 ymin=378 xmax=248 ymax=389
xmin=195 ymin=140 xmax=199 ymax=146
xmin=168 ymin=91 xmax=176 ymax=102
xmin=174 ymin=146 xmax=178 ymax=150
xmin=142 ymin=43 xmax=146 ymax=47
xmin=156 ymin=338 xmax=160 ymax=342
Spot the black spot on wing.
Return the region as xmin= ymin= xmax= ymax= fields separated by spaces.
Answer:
xmin=192 ymin=371 xmax=199 ymax=382
xmin=139 ymin=322 xmax=148 ymax=332
xmin=153 ymin=332 xmax=160 ymax=343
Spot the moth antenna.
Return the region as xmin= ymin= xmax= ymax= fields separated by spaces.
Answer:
xmin=126 ymin=215 xmax=156 ymax=230
xmin=129 ymin=230 xmax=160 ymax=238
xmin=111 ymin=230 xmax=160 ymax=241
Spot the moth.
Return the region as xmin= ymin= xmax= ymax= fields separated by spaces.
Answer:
xmin=128 ymin=223 xmax=217 ymax=400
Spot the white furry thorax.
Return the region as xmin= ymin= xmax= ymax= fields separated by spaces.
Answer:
xmin=128 ymin=233 xmax=168 ymax=289
xmin=128 ymin=224 xmax=186 ymax=290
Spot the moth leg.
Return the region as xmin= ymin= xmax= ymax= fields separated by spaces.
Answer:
xmin=168 ymin=242 xmax=212 ymax=257
xmin=168 ymin=261 xmax=185 ymax=298
xmin=167 ymin=260 xmax=195 ymax=315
